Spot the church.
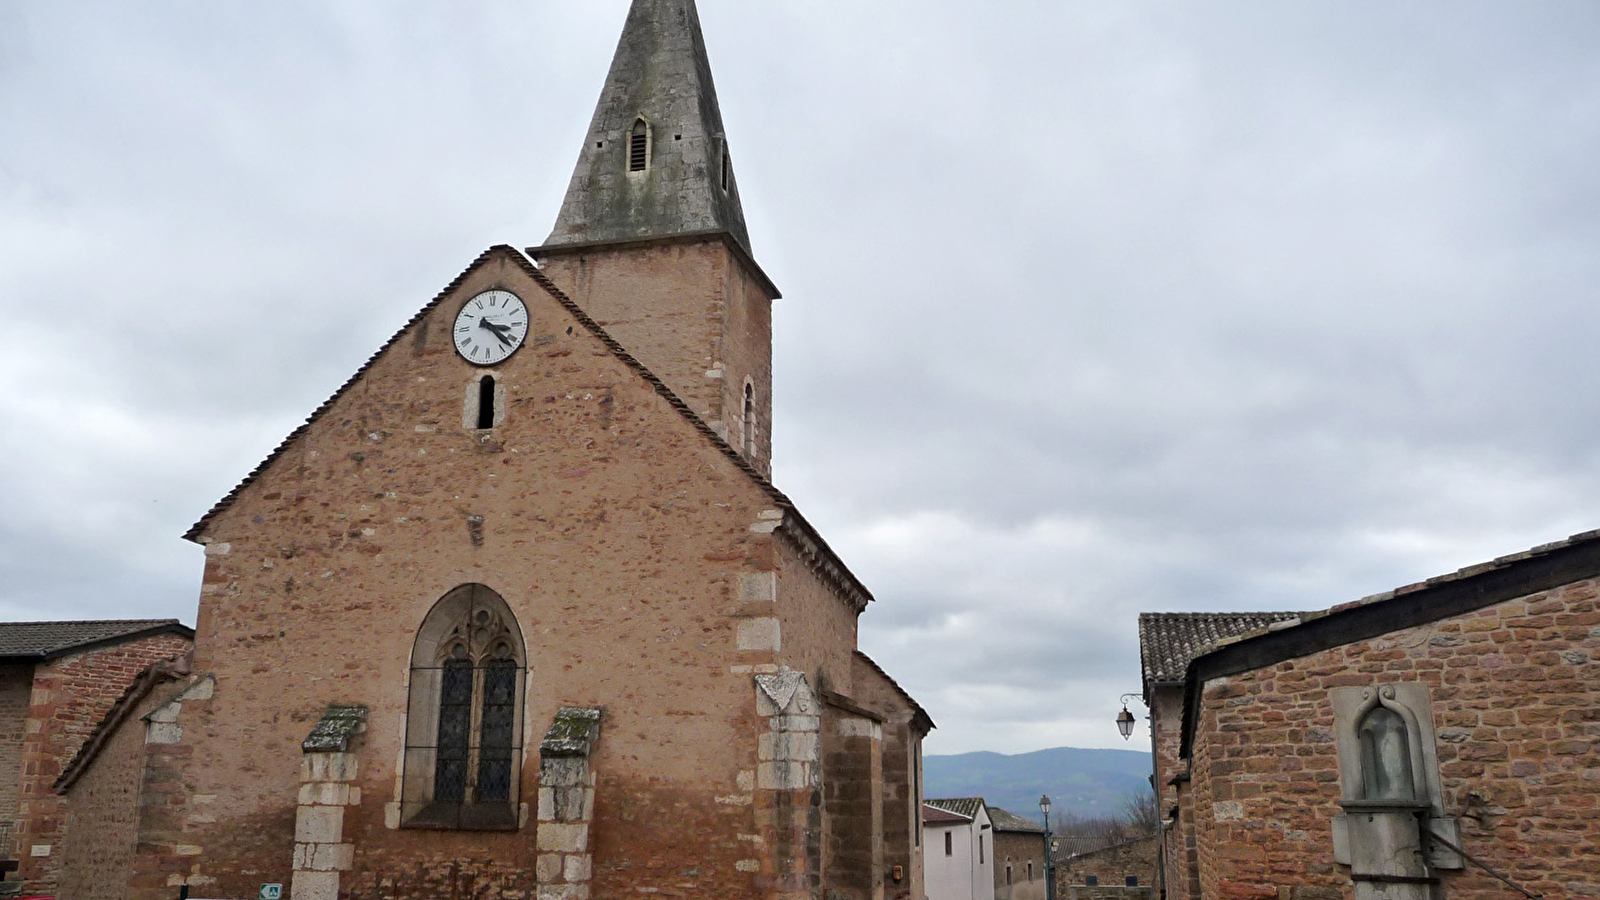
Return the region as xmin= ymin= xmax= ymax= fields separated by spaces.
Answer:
xmin=51 ymin=2 xmax=933 ymax=899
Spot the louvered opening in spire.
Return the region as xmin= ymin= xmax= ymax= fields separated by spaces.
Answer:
xmin=629 ymin=119 xmax=649 ymax=172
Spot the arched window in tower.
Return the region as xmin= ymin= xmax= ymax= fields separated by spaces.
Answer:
xmin=1357 ymin=704 xmax=1416 ymax=801
xmin=402 ymin=584 xmax=526 ymax=830
xmin=629 ymin=119 xmax=649 ymax=172
xmin=742 ymin=380 xmax=755 ymax=456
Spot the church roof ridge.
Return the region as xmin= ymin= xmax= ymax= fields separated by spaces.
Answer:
xmin=542 ymin=0 xmax=754 ymax=259
xmin=184 ymin=246 xmax=874 ymax=613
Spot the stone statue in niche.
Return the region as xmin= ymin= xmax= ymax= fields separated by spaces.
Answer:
xmin=1331 ymin=684 xmax=1462 ymax=900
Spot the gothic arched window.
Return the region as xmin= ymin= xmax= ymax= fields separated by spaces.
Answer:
xmin=402 ymin=584 xmax=526 ymax=830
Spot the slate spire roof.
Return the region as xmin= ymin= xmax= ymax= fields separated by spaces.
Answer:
xmin=540 ymin=0 xmax=753 ymax=257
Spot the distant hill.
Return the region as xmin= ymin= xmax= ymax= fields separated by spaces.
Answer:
xmin=923 ymin=746 xmax=1151 ymax=824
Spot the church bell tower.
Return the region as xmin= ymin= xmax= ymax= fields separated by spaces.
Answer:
xmin=530 ymin=0 xmax=779 ymax=476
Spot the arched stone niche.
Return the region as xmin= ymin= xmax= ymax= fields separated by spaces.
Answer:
xmin=1330 ymin=684 xmax=1462 ymax=897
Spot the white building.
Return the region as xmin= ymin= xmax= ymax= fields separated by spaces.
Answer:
xmin=924 ymin=798 xmax=996 ymax=900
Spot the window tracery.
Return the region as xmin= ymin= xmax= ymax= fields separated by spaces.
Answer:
xmin=402 ymin=584 xmax=526 ymax=830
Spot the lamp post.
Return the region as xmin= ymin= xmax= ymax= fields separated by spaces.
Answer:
xmin=1116 ymin=693 xmax=1140 ymax=740
xmin=1040 ymin=794 xmax=1054 ymax=900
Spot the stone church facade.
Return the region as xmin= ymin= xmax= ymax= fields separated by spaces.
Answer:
xmin=54 ymin=3 xmax=932 ymax=899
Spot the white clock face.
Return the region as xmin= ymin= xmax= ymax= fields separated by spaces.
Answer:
xmin=453 ymin=290 xmax=529 ymax=366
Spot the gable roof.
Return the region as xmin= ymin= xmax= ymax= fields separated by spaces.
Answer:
xmin=988 ymin=807 xmax=1046 ymax=834
xmin=55 ymin=652 xmax=191 ymax=793
xmin=0 ymin=619 xmax=192 ymax=662
xmin=1177 ymin=527 xmax=1600 ymax=759
xmin=923 ymin=803 xmax=972 ymax=825
xmin=853 ymin=650 xmax=935 ymax=733
xmin=1055 ymin=833 xmax=1157 ymax=862
xmin=926 ymin=797 xmax=987 ymax=821
xmin=183 ymin=245 xmax=872 ymax=613
xmin=1138 ymin=612 xmax=1301 ymax=696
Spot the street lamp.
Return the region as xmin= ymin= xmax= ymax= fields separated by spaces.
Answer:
xmin=1115 ymin=693 xmax=1140 ymax=740
xmin=1039 ymin=794 xmax=1054 ymax=900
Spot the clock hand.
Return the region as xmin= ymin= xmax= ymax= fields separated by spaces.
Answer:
xmin=478 ymin=318 xmax=514 ymax=348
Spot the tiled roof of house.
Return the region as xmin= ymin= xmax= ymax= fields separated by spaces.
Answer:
xmin=1137 ymin=611 xmax=1301 ymax=693
xmin=923 ymin=803 xmax=972 ymax=825
xmin=1175 ymin=527 xmax=1600 ymax=760
xmin=988 ymin=807 xmax=1046 ymax=833
xmin=1054 ymin=833 xmax=1158 ymax=862
xmin=0 ymin=619 xmax=193 ymax=661
xmin=926 ymin=797 xmax=987 ymax=820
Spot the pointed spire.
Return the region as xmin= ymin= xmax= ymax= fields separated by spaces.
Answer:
xmin=541 ymin=0 xmax=752 ymax=256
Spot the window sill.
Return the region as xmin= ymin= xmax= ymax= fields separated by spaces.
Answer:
xmin=402 ymin=800 xmax=520 ymax=832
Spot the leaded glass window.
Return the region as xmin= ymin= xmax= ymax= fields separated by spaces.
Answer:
xmin=402 ymin=584 xmax=526 ymax=830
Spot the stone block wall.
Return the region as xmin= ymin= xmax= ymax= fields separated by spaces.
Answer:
xmin=1187 ymin=579 xmax=1600 ymax=900
xmin=127 ymin=675 xmax=224 ymax=900
xmin=536 ymin=239 xmax=775 ymax=475
xmin=57 ymin=683 xmax=176 ymax=900
xmin=536 ymin=707 xmax=601 ymax=900
xmin=1066 ymin=885 xmax=1153 ymax=900
xmin=1055 ymin=836 xmax=1157 ymax=899
xmin=821 ymin=708 xmax=882 ymax=900
xmin=0 ymin=665 xmax=33 ymax=843
xmin=994 ymin=831 xmax=1047 ymax=900
xmin=755 ymin=669 xmax=823 ymax=899
xmin=15 ymin=633 xmax=191 ymax=892
xmin=848 ymin=652 xmax=928 ymax=900
xmin=1145 ymin=685 xmax=1190 ymax=900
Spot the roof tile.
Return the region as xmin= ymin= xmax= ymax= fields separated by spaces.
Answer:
xmin=0 ymin=619 xmax=191 ymax=660
xmin=988 ymin=807 xmax=1046 ymax=833
xmin=1137 ymin=612 xmax=1301 ymax=694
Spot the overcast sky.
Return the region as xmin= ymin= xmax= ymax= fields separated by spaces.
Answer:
xmin=3 ymin=1 xmax=1598 ymax=756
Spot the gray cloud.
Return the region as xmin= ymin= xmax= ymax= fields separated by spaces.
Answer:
xmin=3 ymin=1 xmax=1598 ymax=754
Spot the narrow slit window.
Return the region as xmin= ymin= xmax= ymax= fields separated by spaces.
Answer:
xmin=741 ymin=382 xmax=755 ymax=455
xmin=720 ymin=139 xmax=731 ymax=190
xmin=477 ymin=376 xmax=496 ymax=429
xmin=630 ymin=119 xmax=649 ymax=172
xmin=1006 ymin=865 xmax=1012 ymax=886
xmin=944 ymin=831 xmax=952 ymax=856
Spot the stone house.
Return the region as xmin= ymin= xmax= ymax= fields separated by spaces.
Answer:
xmin=1141 ymin=529 xmax=1600 ymax=900
xmin=925 ymin=799 xmax=996 ymax=900
xmin=0 ymin=619 xmax=193 ymax=894
xmin=1139 ymin=611 xmax=1300 ymax=900
xmin=1053 ymin=835 xmax=1157 ymax=899
xmin=989 ymin=807 xmax=1048 ymax=900
xmin=50 ymin=2 xmax=934 ymax=900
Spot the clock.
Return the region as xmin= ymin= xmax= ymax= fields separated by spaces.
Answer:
xmin=453 ymin=290 xmax=529 ymax=366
